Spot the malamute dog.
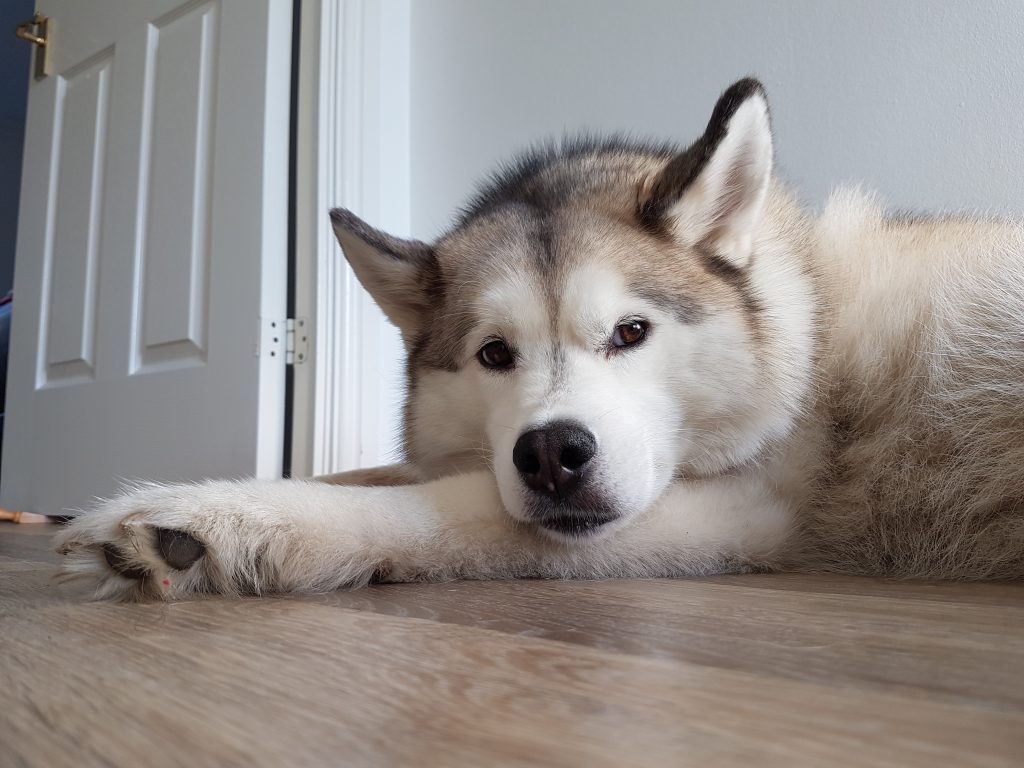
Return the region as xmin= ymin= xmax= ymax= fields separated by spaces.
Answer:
xmin=59 ymin=79 xmax=1024 ymax=600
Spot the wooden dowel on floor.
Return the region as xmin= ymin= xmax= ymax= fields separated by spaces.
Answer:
xmin=0 ymin=509 xmax=53 ymax=524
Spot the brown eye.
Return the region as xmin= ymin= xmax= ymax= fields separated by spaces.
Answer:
xmin=478 ymin=339 xmax=514 ymax=369
xmin=612 ymin=320 xmax=648 ymax=349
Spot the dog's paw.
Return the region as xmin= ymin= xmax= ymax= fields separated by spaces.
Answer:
xmin=55 ymin=481 xmax=274 ymax=601
xmin=55 ymin=479 xmax=394 ymax=601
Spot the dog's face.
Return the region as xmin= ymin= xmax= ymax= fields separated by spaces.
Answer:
xmin=406 ymin=209 xmax=780 ymax=541
xmin=332 ymin=80 xmax=811 ymax=540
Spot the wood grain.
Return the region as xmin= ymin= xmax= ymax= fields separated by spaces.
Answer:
xmin=2 ymin=526 xmax=1023 ymax=767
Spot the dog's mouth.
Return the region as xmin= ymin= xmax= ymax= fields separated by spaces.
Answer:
xmin=517 ymin=487 xmax=623 ymax=540
xmin=535 ymin=510 xmax=621 ymax=539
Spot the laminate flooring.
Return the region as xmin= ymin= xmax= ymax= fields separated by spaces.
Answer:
xmin=2 ymin=525 xmax=1023 ymax=767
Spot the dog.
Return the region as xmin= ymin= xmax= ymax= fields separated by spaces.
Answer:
xmin=57 ymin=78 xmax=1024 ymax=600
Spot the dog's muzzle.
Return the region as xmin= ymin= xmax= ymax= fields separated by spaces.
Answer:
xmin=512 ymin=420 xmax=620 ymax=536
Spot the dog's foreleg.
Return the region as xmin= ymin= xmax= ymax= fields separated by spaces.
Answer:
xmin=57 ymin=472 xmax=522 ymax=600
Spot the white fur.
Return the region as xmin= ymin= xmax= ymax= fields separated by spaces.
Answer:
xmin=484 ymin=263 xmax=684 ymax=531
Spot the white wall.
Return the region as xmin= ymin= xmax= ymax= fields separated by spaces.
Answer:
xmin=408 ymin=0 xmax=1024 ymax=239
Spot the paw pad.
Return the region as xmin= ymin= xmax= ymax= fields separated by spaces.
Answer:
xmin=155 ymin=527 xmax=206 ymax=570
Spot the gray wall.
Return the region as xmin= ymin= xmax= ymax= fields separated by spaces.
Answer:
xmin=409 ymin=0 xmax=1024 ymax=239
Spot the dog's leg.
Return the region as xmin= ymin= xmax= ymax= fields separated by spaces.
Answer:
xmin=56 ymin=473 xmax=792 ymax=601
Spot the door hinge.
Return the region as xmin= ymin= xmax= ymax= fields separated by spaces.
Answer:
xmin=285 ymin=317 xmax=309 ymax=365
xmin=259 ymin=317 xmax=309 ymax=365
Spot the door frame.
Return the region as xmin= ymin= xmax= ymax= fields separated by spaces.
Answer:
xmin=289 ymin=0 xmax=412 ymax=477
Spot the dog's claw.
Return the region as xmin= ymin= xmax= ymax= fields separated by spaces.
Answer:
xmin=102 ymin=543 xmax=151 ymax=580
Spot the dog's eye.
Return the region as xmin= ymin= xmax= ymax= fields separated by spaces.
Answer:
xmin=612 ymin=320 xmax=648 ymax=348
xmin=478 ymin=339 xmax=514 ymax=369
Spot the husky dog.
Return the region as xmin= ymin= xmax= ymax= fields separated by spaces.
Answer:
xmin=58 ymin=79 xmax=1024 ymax=600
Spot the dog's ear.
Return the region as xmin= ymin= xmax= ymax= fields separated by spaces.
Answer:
xmin=640 ymin=78 xmax=773 ymax=269
xmin=330 ymin=208 xmax=435 ymax=336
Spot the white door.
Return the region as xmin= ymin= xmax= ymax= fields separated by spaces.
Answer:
xmin=2 ymin=0 xmax=291 ymax=515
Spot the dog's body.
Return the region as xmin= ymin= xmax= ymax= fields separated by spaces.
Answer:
xmin=59 ymin=80 xmax=1024 ymax=600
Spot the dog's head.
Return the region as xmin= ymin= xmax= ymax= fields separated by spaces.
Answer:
xmin=331 ymin=79 xmax=816 ymax=541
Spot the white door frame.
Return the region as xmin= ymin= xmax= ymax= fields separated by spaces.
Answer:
xmin=290 ymin=0 xmax=412 ymax=477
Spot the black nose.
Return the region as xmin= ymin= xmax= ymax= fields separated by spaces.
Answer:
xmin=512 ymin=420 xmax=597 ymax=500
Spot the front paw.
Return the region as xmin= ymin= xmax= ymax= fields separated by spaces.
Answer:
xmin=56 ymin=479 xmax=388 ymax=601
xmin=56 ymin=481 xmax=265 ymax=601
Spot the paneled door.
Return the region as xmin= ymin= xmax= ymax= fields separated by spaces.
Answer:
xmin=2 ymin=0 xmax=291 ymax=515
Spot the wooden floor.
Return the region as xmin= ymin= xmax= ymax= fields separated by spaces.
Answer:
xmin=2 ymin=525 xmax=1023 ymax=767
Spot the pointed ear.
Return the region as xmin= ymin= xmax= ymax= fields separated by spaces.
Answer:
xmin=329 ymin=208 xmax=435 ymax=336
xmin=640 ymin=78 xmax=773 ymax=269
